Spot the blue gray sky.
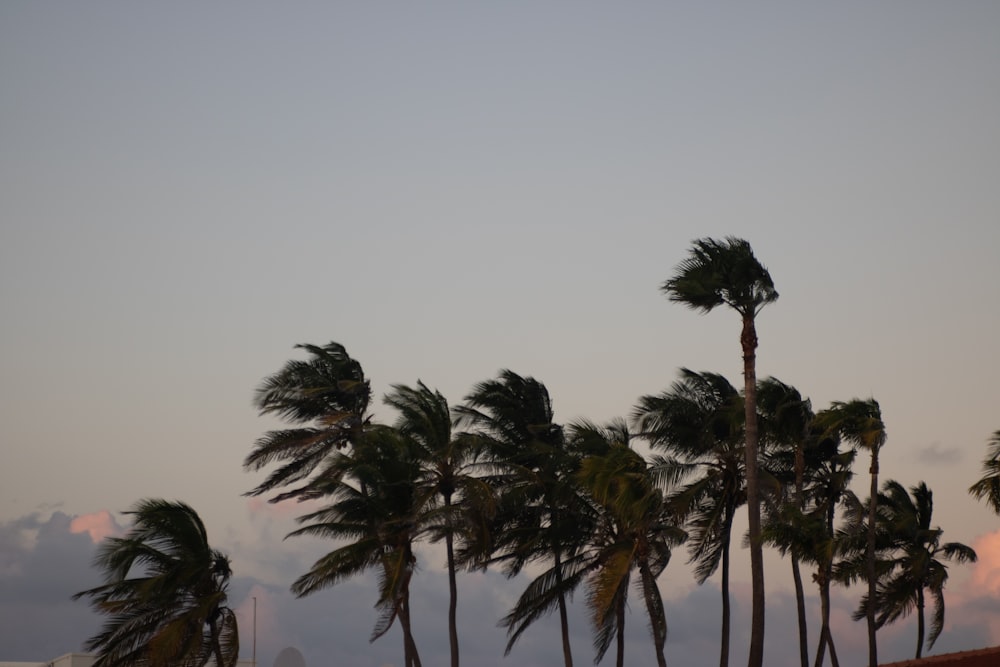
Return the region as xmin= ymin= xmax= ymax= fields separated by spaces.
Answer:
xmin=2 ymin=3 xmax=1000 ymax=666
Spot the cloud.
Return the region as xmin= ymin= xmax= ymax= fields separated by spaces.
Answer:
xmin=916 ymin=442 xmax=963 ymax=465
xmin=0 ymin=512 xmax=102 ymax=660
xmin=1 ymin=507 xmax=993 ymax=667
xmin=970 ymin=530 xmax=1000 ymax=597
xmin=69 ymin=510 xmax=125 ymax=543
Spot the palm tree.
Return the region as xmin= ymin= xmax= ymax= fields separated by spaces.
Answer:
xmin=633 ymin=368 xmax=745 ymax=667
xmin=74 ymin=499 xmax=239 ymax=667
xmin=816 ymin=398 xmax=885 ymax=667
xmin=383 ymin=381 xmax=491 ymax=667
xmin=574 ymin=419 xmax=686 ymax=667
xmin=968 ymin=430 xmax=1000 ymax=514
xmin=848 ymin=481 xmax=977 ymax=659
xmin=288 ymin=426 xmax=426 ymax=667
xmin=244 ymin=342 xmax=373 ymax=503
xmin=757 ymin=378 xmax=813 ymax=667
xmin=764 ymin=428 xmax=856 ymax=667
xmin=455 ymin=370 xmax=586 ymax=667
xmin=663 ymin=237 xmax=778 ymax=667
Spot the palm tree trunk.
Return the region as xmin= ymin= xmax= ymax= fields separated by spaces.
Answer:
xmin=444 ymin=494 xmax=460 ymax=667
xmin=827 ymin=627 xmax=841 ymax=667
xmin=719 ymin=507 xmax=733 ymax=667
xmin=616 ymin=591 xmax=626 ymax=667
xmin=400 ymin=589 xmax=423 ymax=667
xmin=554 ymin=548 xmax=574 ymax=667
xmin=741 ymin=315 xmax=766 ymax=667
xmin=866 ymin=448 xmax=880 ymax=667
xmin=813 ymin=571 xmax=829 ymax=667
xmin=639 ymin=560 xmax=669 ymax=667
xmin=793 ymin=445 xmax=809 ymax=667
xmin=791 ymin=557 xmax=808 ymax=667
xmin=915 ymin=588 xmax=925 ymax=659
xmin=812 ymin=574 xmax=839 ymax=667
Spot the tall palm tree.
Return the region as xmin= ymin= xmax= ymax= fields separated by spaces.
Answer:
xmin=74 ymin=499 xmax=239 ymax=667
xmin=848 ymin=481 xmax=977 ymax=659
xmin=968 ymin=430 xmax=1000 ymax=514
xmin=455 ymin=370 xmax=585 ymax=667
xmin=288 ymin=426 xmax=426 ymax=667
xmin=633 ymin=368 xmax=745 ymax=667
xmin=816 ymin=398 xmax=885 ymax=667
xmin=757 ymin=378 xmax=813 ymax=667
xmin=574 ymin=419 xmax=686 ymax=667
xmin=663 ymin=237 xmax=778 ymax=667
xmin=383 ymin=381 xmax=491 ymax=667
xmin=244 ymin=342 xmax=373 ymax=503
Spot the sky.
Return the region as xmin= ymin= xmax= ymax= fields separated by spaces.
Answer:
xmin=2 ymin=2 xmax=999 ymax=666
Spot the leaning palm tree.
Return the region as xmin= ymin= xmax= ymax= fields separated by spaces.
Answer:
xmin=244 ymin=341 xmax=374 ymax=503
xmin=289 ymin=426 xmax=427 ymax=667
xmin=455 ymin=370 xmax=587 ymax=667
xmin=574 ymin=419 xmax=686 ymax=667
xmin=968 ymin=430 xmax=1000 ymax=514
xmin=633 ymin=368 xmax=745 ymax=667
xmin=846 ymin=481 xmax=977 ymax=659
xmin=74 ymin=499 xmax=239 ymax=667
xmin=383 ymin=381 xmax=492 ymax=667
xmin=663 ymin=237 xmax=778 ymax=667
xmin=757 ymin=377 xmax=814 ymax=667
xmin=816 ymin=398 xmax=886 ymax=667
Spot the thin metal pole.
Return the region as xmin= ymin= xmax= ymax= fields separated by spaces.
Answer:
xmin=252 ymin=596 xmax=257 ymax=667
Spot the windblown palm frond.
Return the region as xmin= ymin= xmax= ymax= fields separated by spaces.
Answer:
xmin=74 ymin=499 xmax=238 ymax=667
xmin=244 ymin=342 xmax=373 ymax=502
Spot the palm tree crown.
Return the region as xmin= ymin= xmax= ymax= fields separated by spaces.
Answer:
xmin=74 ymin=499 xmax=239 ymax=667
xmin=244 ymin=342 xmax=373 ymax=503
xmin=969 ymin=430 xmax=1000 ymax=514
xmin=662 ymin=237 xmax=778 ymax=317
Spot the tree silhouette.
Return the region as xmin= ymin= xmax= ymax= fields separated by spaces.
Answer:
xmin=74 ymin=499 xmax=238 ymax=667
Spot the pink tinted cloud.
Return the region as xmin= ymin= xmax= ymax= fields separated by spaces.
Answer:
xmin=70 ymin=510 xmax=125 ymax=543
xmin=951 ymin=529 xmax=1000 ymax=641
xmin=970 ymin=530 xmax=1000 ymax=596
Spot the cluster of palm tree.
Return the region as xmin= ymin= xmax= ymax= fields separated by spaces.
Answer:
xmin=236 ymin=333 xmax=981 ymax=667
xmin=74 ymin=239 xmax=994 ymax=667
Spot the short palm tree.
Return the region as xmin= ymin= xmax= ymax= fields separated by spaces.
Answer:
xmin=663 ymin=237 xmax=778 ymax=667
xmin=765 ymin=429 xmax=856 ymax=667
xmin=757 ymin=377 xmax=813 ymax=667
xmin=288 ymin=426 xmax=426 ymax=667
xmin=968 ymin=430 xmax=1000 ymax=514
xmin=74 ymin=499 xmax=239 ymax=667
xmin=816 ymin=398 xmax=885 ymax=667
xmin=244 ymin=342 xmax=373 ymax=503
xmin=849 ymin=481 xmax=977 ymax=659
xmin=633 ymin=368 xmax=745 ymax=667
xmin=455 ymin=370 xmax=585 ymax=667
xmin=574 ymin=419 xmax=686 ymax=667
xmin=383 ymin=381 xmax=492 ymax=667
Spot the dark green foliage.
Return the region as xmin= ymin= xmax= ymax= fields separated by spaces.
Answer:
xmin=841 ymin=481 xmax=977 ymax=658
xmin=969 ymin=430 xmax=1000 ymax=514
xmin=244 ymin=342 xmax=373 ymax=503
xmin=662 ymin=237 xmax=778 ymax=317
xmin=74 ymin=499 xmax=238 ymax=667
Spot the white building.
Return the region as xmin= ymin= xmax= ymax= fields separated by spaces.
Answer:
xmin=1 ymin=655 xmax=255 ymax=667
